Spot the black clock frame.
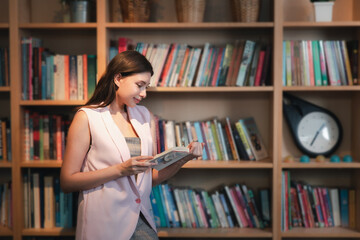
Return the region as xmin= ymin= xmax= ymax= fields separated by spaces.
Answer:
xmin=283 ymin=93 xmax=343 ymax=158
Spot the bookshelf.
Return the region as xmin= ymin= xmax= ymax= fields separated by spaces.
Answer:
xmin=280 ymin=1 xmax=360 ymax=240
xmin=2 ymin=0 xmax=359 ymax=239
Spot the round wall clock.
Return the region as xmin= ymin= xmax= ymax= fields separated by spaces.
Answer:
xmin=283 ymin=93 xmax=342 ymax=158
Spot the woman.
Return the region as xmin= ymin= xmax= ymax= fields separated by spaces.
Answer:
xmin=60 ymin=50 xmax=203 ymax=240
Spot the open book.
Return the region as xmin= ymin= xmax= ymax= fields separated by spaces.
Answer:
xmin=150 ymin=146 xmax=194 ymax=171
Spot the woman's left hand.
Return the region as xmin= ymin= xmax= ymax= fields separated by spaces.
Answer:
xmin=188 ymin=141 xmax=204 ymax=158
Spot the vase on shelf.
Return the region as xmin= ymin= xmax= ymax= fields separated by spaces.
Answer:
xmin=175 ymin=0 xmax=206 ymax=23
xmin=118 ymin=0 xmax=151 ymax=22
xmin=313 ymin=2 xmax=334 ymax=22
xmin=231 ymin=0 xmax=260 ymax=22
xmin=70 ymin=1 xmax=90 ymax=23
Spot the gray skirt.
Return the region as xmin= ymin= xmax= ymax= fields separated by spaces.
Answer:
xmin=129 ymin=213 xmax=159 ymax=240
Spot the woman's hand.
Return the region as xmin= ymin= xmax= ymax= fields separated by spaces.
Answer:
xmin=175 ymin=141 xmax=204 ymax=166
xmin=188 ymin=141 xmax=204 ymax=158
xmin=152 ymin=141 xmax=205 ymax=186
xmin=116 ymin=155 xmax=156 ymax=177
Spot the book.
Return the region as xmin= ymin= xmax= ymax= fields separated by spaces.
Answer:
xmin=318 ymin=40 xmax=328 ymax=86
xmin=217 ymin=43 xmax=234 ymax=86
xmin=236 ymin=40 xmax=256 ymax=86
xmin=259 ymin=189 xmax=271 ymax=227
xmin=87 ymin=55 xmax=97 ymax=99
xmin=44 ymin=176 xmax=54 ymax=228
xmin=349 ymin=189 xmax=356 ymax=228
xmin=346 ymin=40 xmax=359 ymax=85
xmin=151 ymin=146 xmax=194 ymax=171
xmin=239 ymin=117 xmax=268 ymax=160
xmin=235 ymin=121 xmax=255 ymax=161
xmin=339 ymin=188 xmax=349 ymax=227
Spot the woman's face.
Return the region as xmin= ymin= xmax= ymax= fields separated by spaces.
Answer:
xmin=114 ymin=72 xmax=151 ymax=108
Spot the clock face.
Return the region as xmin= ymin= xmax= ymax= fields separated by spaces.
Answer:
xmin=297 ymin=111 xmax=340 ymax=155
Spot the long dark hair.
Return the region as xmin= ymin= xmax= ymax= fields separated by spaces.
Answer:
xmin=84 ymin=50 xmax=153 ymax=108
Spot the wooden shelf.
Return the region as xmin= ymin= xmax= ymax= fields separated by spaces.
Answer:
xmin=20 ymin=100 xmax=86 ymax=106
xmin=0 ymin=226 xmax=12 ymax=236
xmin=19 ymin=159 xmax=273 ymax=169
xmin=0 ymin=23 xmax=9 ymax=29
xmin=157 ymin=227 xmax=272 ymax=238
xmin=0 ymin=86 xmax=10 ymax=92
xmin=148 ymin=86 xmax=274 ymax=92
xmin=0 ymin=161 xmax=12 ymax=168
xmin=282 ymin=227 xmax=360 ymax=238
xmin=283 ymin=21 xmax=360 ymax=28
xmin=22 ymin=227 xmax=75 ymax=236
xmin=184 ymin=159 xmax=273 ymax=169
xmin=106 ymin=22 xmax=274 ymax=29
xmin=21 ymin=160 xmax=63 ymax=168
xmin=283 ymin=86 xmax=360 ymax=91
xmin=19 ymin=23 xmax=97 ymax=29
xmin=282 ymin=160 xmax=360 ymax=169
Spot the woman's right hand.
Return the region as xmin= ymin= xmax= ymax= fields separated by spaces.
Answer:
xmin=116 ymin=155 xmax=156 ymax=177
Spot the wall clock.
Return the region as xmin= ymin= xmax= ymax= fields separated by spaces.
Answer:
xmin=283 ymin=93 xmax=342 ymax=158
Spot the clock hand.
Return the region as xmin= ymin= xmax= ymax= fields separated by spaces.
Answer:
xmin=310 ymin=123 xmax=326 ymax=146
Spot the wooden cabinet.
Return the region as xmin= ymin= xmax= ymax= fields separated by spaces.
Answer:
xmin=2 ymin=0 xmax=359 ymax=239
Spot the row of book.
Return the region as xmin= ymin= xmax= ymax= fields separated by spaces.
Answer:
xmin=23 ymin=111 xmax=70 ymax=161
xmin=283 ymin=40 xmax=359 ymax=86
xmin=0 ymin=182 xmax=12 ymax=228
xmin=111 ymin=37 xmax=271 ymax=87
xmin=0 ymin=118 xmax=11 ymax=161
xmin=281 ymin=171 xmax=356 ymax=231
xmin=21 ymin=37 xmax=97 ymax=101
xmin=151 ymin=183 xmax=270 ymax=229
xmin=154 ymin=117 xmax=268 ymax=161
xmin=0 ymin=47 xmax=9 ymax=87
xmin=23 ymin=171 xmax=76 ymax=229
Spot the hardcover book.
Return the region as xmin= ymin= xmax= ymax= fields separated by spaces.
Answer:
xmin=239 ymin=117 xmax=268 ymax=160
xmin=151 ymin=146 xmax=194 ymax=171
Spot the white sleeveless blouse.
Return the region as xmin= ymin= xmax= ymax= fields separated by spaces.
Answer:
xmin=75 ymin=105 xmax=156 ymax=240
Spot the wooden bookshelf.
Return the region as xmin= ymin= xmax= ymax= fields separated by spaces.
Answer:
xmin=19 ymin=23 xmax=97 ymax=29
xmin=20 ymin=160 xmax=63 ymax=168
xmin=183 ymin=158 xmax=273 ymax=169
xmin=0 ymin=161 xmax=12 ymax=168
xmin=105 ymin=22 xmax=274 ymax=29
xmin=20 ymin=100 xmax=87 ymax=106
xmin=0 ymin=226 xmax=12 ymax=236
xmin=282 ymin=227 xmax=360 ymax=238
xmin=1 ymin=0 xmax=359 ymax=239
xmin=22 ymin=227 xmax=75 ymax=236
xmin=157 ymin=227 xmax=272 ymax=238
xmin=147 ymin=86 xmax=274 ymax=92
xmin=0 ymin=86 xmax=10 ymax=92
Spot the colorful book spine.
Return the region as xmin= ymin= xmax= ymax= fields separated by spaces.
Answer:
xmin=235 ymin=122 xmax=255 ymax=161
xmin=236 ymin=40 xmax=256 ymax=86
xmin=312 ymin=41 xmax=322 ymax=86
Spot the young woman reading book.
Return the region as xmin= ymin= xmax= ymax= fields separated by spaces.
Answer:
xmin=60 ymin=51 xmax=203 ymax=240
